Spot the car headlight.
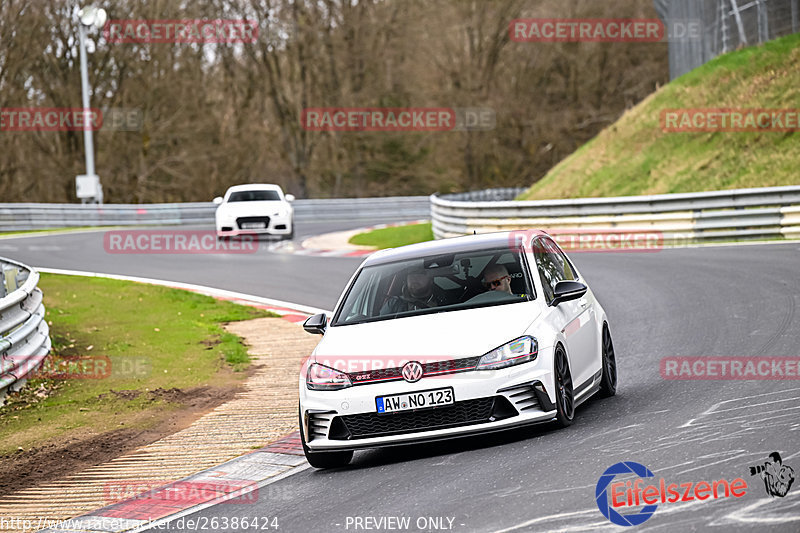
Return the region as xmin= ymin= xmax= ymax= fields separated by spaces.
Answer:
xmin=306 ymin=363 xmax=352 ymax=390
xmin=477 ymin=336 xmax=538 ymax=370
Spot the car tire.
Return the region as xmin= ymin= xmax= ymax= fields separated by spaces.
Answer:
xmin=299 ymin=409 xmax=353 ymax=469
xmin=598 ymin=324 xmax=617 ymax=398
xmin=553 ymin=346 xmax=574 ymax=428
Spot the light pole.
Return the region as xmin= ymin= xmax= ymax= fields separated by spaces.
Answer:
xmin=76 ymin=5 xmax=107 ymax=204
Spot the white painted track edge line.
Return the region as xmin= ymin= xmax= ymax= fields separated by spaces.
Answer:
xmin=34 ymin=268 xmax=332 ymax=316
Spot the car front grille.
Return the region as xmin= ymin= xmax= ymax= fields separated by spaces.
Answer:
xmin=348 ymin=356 xmax=481 ymax=386
xmin=333 ymin=396 xmax=515 ymax=440
xmin=236 ymin=216 xmax=270 ymax=229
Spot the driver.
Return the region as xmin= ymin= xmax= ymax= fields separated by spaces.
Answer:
xmin=381 ymin=269 xmax=439 ymax=314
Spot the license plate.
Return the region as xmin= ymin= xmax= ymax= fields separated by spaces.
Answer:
xmin=376 ymin=387 xmax=454 ymax=414
xmin=241 ymin=222 xmax=266 ymax=229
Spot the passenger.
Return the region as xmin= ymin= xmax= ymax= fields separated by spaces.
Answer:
xmin=482 ymin=264 xmax=513 ymax=295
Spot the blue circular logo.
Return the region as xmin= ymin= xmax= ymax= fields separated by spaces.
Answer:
xmin=596 ymin=462 xmax=658 ymax=526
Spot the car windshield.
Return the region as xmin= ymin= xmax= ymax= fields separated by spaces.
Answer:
xmin=332 ymin=248 xmax=533 ymax=326
xmin=228 ymin=190 xmax=281 ymax=202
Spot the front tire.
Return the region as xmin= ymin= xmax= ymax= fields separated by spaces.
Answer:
xmin=553 ymin=346 xmax=574 ymax=428
xmin=598 ymin=324 xmax=617 ymax=398
xmin=299 ymin=410 xmax=353 ymax=469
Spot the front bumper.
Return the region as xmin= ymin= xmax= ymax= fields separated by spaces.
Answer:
xmin=216 ymin=215 xmax=292 ymax=237
xmin=300 ymin=363 xmax=558 ymax=451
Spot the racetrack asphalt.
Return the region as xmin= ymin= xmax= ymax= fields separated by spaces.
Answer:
xmin=3 ymin=220 xmax=800 ymax=532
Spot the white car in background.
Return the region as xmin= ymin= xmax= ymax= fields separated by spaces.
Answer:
xmin=299 ymin=231 xmax=617 ymax=468
xmin=214 ymin=184 xmax=295 ymax=240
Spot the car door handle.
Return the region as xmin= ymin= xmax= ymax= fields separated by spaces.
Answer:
xmin=579 ymin=300 xmax=589 ymax=308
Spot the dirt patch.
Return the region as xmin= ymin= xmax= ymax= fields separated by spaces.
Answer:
xmin=200 ymin=337 xmax=222 ymax=349
xmin=0 ymin=384 xmax=237 ymax=496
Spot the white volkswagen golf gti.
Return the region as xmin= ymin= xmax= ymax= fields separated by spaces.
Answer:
xmin=299 ymin=231 xmax=617 ymax=468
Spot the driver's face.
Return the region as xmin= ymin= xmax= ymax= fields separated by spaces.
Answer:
xmin=483 ymin=272 xmax=512 ymax=293
xmin=407 ymin=272 xmax=431 ymax=298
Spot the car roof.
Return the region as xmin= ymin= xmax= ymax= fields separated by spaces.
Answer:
xmin=226 ymin=183 xmax=283 ymax=193
xmin=363 ymin=231 xmax=545 ymax=267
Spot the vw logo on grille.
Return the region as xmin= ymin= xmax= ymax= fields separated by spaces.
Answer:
xmin=401 ymin=361 xmax=424 ymax=383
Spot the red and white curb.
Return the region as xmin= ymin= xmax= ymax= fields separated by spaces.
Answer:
xmin=270 ymin=219 xmax=429 ymax=257
xmin=269 ymin=241 xmax=375 ymax=257
xmin=39 ymin=433 xmax=307 ymax=533
xmin=30 ymin=269 xmax=321 ymax=532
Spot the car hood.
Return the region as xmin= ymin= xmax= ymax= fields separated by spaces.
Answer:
xmin=219 ymin=201 xmax=287 ymax=215
xmin=314 ymin=302 xmax=541 ymax=370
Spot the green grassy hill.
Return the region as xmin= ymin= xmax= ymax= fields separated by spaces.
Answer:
xmin=519 ymin=33 xmax=800 ymax=201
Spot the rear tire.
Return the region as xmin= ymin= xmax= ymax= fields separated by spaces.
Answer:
xmin=598 ymin=324 xmax=617 ymax=398
xmin=299 ymin=410 xmax=353 ymax=469
xmin=553 ymin=346 xmax=574 ymax=428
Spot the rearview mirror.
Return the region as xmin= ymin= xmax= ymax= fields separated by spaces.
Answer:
xmin=303 ymin=313 xmax=327 ymax=335
xmin=550 ymin=280 xmax=587 ymax=307
xmin=285 ymin=194 xmax=295 ymax=202
xmin=213 ymin=196 xmax=223 ymax=205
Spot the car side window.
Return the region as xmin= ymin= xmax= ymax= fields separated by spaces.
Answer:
xmin=533 ymin=237 xmax=575 ymax=302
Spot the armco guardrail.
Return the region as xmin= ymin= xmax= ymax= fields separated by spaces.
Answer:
xmin=0 ymin=257 xmax=51 ymax=402
xmin=431 ymin=186 xmax=800 ymax=243
xmin=0 ymin=196 xmax=430 ymax=231
xmin=0 ymin=203 xmax=215 ymax=231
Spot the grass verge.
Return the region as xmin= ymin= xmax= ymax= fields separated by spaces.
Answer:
xmin=0 ymin=227 xmax=104 ymax=238
xmin=0 ymin=274 xmax=275 ymax=455
xmin=519 ymin=33 xmax=800 ymax=200
xmin=349 ymin=222 xmax=434 ymax=249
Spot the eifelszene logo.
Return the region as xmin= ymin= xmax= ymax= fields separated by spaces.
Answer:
xmin=596 ymin=462 xmax=658 ymax=526
xmin=596 ymin=461 xmax=748 ymax=526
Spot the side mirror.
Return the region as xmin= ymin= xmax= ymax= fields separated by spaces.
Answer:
xmin=550 ymin=280 xmax=587 ymax=307
xmin=303 ymin=313 xmax=327 ymax=335
xmin=213 ymin=196 xmax=224 ymax=205
xmin=285 ymin=194 xmax=295 ymax=202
